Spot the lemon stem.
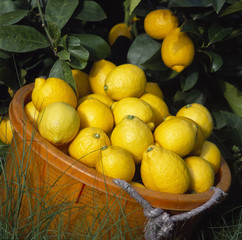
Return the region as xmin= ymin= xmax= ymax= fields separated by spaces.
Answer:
xmin=186 ymin=104 xmax=192 ymax=108
xmin=101 ymin=146 xmax=108 ymax=150
xmin=104 ymin=85 xmax=108 ymax=91
xmin=147 ymin=147 xmax=153 ymax=152
xmin=127 ymin=115 xmax=134 ymax=120
xmin=94 ymin=133 xmax=100 ymax=138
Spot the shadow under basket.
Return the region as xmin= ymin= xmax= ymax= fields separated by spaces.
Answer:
xmin=0 ymin=83 xmax=231 ymax=239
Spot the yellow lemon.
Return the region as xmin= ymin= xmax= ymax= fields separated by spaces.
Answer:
xmin=96 ymin=145 xmax=135 ymax=182
xmin=32 ymin=77 xmax=77 ymax=111
xmin=141 ymin=145 xmax=190 ymax=194
xmin=108 ymin=23 xmax=132 ymax=46
xmin=144 ymin=9 xmax=178 ymax=40
xmin=176 ymin=103 xmax=213 ymax=139
xmin=111 ymin=115 xmax=154 ymax=164
xmin=197 ymin=141 xmax=221 ymax=174
xmin=140 ymin=93 xmax=169 ymax=127
xmin=131 ymin=182 xmax=146 ymax=188
xmin=69 ymin=127 xmax=110 ymax=168
xmin=144 ymin=82 xmax=164 ymax=99
xmin=0 ymin=117 xmax=13 ymax=144
xmin=161 ymin=27 xmax=195 ymax=72
xmin=38 ymin=102 xmax=80 ymax=146
xmin=89 ymin=59 xmax=116 ymax=95
xmin=154 ymin=117 xmax=197 ymax=157
xmin=77 ymin=98 xmax=114 ymax=134
xmin=104 ymin=64 xmax=146 ymax=100
xmin=71 ymin=69 xmax=91 ymax=99
xmin=24 ymin=101 xmax=40 ymax=125
xmin=184 ymin=156 xmax=214 ymax=193
xmin=77 ymin=93 xmax=114 ymax=108
xmin=111 ymin=97 xmax=155 ymax=130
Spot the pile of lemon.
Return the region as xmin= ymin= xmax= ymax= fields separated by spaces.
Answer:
xmin=25 ymin=57 xmax=221 ymax=195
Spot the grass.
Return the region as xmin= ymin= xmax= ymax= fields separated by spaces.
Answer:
xmin=0 ymin=128 xmax=241 ymax=240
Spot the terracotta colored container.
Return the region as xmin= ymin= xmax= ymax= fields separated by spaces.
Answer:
xmin=1 ymin=83 xmax=231 ymax=239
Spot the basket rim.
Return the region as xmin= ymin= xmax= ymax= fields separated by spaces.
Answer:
xmin=9 ymin=83 xmax=232 ymax=211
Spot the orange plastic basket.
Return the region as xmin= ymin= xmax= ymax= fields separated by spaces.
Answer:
xmin=1 ymin=83 xmax=231 ymax=239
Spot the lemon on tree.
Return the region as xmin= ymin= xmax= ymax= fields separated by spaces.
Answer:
xmin=144 ymin=82 xmax=164 ymax=99
xmin=69 ymin=127 xmax=111 ymax=168
xmin=38 ymin=102 xmax=80 ymax=146
xmin=176 ymin=103 xmax=213 ymax=139
xmin=108 ymin=23 xmax=132 ymax=46
xmin=161 ymin=27 xmax=195 ymax=73
xmin=154 ymin=117 xmax=197 ymax=157
xmin=184 ymin=156 xmax=214 ymax=193
xmin=32 ymin=77 xmax=77 ymax=111
xmin=104 ymin=64 xmax=146 ymax=100
xmin=96 ymin=145 xmax=135 ymax=182
xmin=141 ymin=145 xmax=191 ymax=194
xmin=144 ymin=9 xmax=178 ymax=40
xmin=89 ymin=59 xmax=116 ymax=96
xmin=71 ymin=69 xmax=91 ymax=99
xmin=111 ymin=97 xmax=155 ymax=130
xmin=111 ymin=115 xmax=154 ymax=164
xmin=140 ymin=93 xmax=170 ymax=127
xmin=24 ymin=101 xmax=40 ymax=125
xmin=0 ymin=117 xmax=13 ymax=144
xmin=77 ymin=98 xmax=114 ymax=134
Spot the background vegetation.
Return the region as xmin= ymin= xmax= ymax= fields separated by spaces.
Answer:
xmin=0 ymin=0 xmax=241 ymax=239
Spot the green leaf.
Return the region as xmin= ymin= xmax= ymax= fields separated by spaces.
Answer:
xmin=0 ymin=50 xmax=11 ymax=59
xmin=0 ymin=10 xmax=28 ymax=26
xmin=208 ymin=23 xmax=233 ymax=45
xmin=72 ymin=34 xmax=111 ymax=61
xmin=45 ymin=0 xmax=79 ymax=29
xmin=180 ymin=66 xmax=198 ymax=91
xmin=169 ymin=0 xmax=212 ymax=7
xmin=211 ymin=0 xmax=225 ymax=13
xmin=127 ymin=34 xmax=161 ymax=68
xmin=190 ymin=9 xmax=214 ymax=20
xmin=49 ymin=59 xmax=76 ymax=94
xmin=220 ymin=1 xmax=242 ymax=17
xmin=0 ymin=25 xmax=49 ymax=53
xmin=218 ymin=81 xmax=242 ymax=117
xmin=130 ymin=0 xmax=141 ymax=14
xmin=0 ymin=0 xmax=16 ymax=15
xmin=181 ymin=20 xmax=201 ymax=36
xmin=57 ymin=50 xmax=70 ymax=61
xmin=47 ymin=22 xmax=61 ymax=48
xmin=202 ymin=50 xmax=223 ymax=72
xmin=75 ymin=1 xmax=107 ymax=22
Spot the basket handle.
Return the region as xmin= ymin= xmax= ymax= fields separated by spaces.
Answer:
xmin=113 ymin=179 xmax=227 ymax=240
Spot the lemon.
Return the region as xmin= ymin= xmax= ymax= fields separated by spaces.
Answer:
xmin=154 ymin=117 xmax=197 ymax=157
xmin=161 ymin=27 xmax=195 ymax=73
xmin=32 ymin=77 xmax=77 ymax=111
xmin=197 ymin=141 xmax=221 ymax=174
xmin=131 ymin=182 xmax=146 ymax=188
xmin=108 ymin=23 xmax=132 ymax=46
xmin=111 ymin=97 xmax=155 ymax=130
xmin=77 ymin=98 xmax=114 ymax=134
xmin=145 ymin=82 xmax=164 ymax=99
xmin=96 ymin=145 xmax=135 ymax=182
xmin=104 ymin=64 xmax=146 ymax=100
xmin=176 ymin=103 xmax=213 ymax=139
xmin=141 ymin=145 xmax=190 ymax=194
xmin=78 ymin=93 xmax=114 ymax=108
xmin=89 ymin=59 xmax=116 ymax=96
xmin=144 ymin=9 xmax=178 ymax=40
xmin=69 ymin=127 xmax=110 ymax=168
xmin=111 ymin=115 xmax=154 ymax=164
xmin=140 ymin=93 xmax=169 ymax=127
xmin=0 ymin=117 xmax=13 ymax=144
xmin=24 ymin=101 xmax=40 ymax=126
xmin=71 ymin=69 xmax=91 ymax=99
xmin=38 ymin=102 xmax=80 ymax=145
xmin=184 ymin=156 xmax=214 ymax=193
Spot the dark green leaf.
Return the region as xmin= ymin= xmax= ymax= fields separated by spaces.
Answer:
xmin=202 ymin=50 xmax=223 ymax=72
xmin=0 ymin=0 xmax=16 ymax=15
xmin=49 ymin=59 xmax=76 ymax=93
xmin=208 ymin=23 xmax=233 ymax=45
xmin=218 ymin=81 xmax=242 ymax=117
xmin=57 ymin=50 xmax=70 ymax=61
xmin=47 ymin=22 xmax=61 ymax=48
xmin=0 ymin=25 xmax=49 ymax=53
xmin=181 ymin=20 xmax=201 ymax=36
xmin=127 ymin=34 xmax=161 ymax=68
xmin=0 ymin=10 xmax=28 ymax=26
xmin=0 ymin=50 xmax=11 ymax=59
xmin=211 ymin=111 xmax=227 ymax=129
xmin=211 ymin=0 xmax=225 ymax=13
xmin=45 ymin=0 xmax=79 ymax=29
xmin=190 ymin=9 xmax=214 ymax=20
xmin=180 ymin=66 xmax=198 ymax=91
xmin=76 ymin=1 xmax=107 ymax=22
xmin=72 ymin=34 xmax=111 ymax=61
xmin=0 ymin=65 xmax=19 ymax=89
xmin=169 ymin=0 xmax=212 ymax=7
xmin=130 ymin=0 xmax=141 ymax=14
xmin=220 ymin=1 xmax=242 ymax=17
